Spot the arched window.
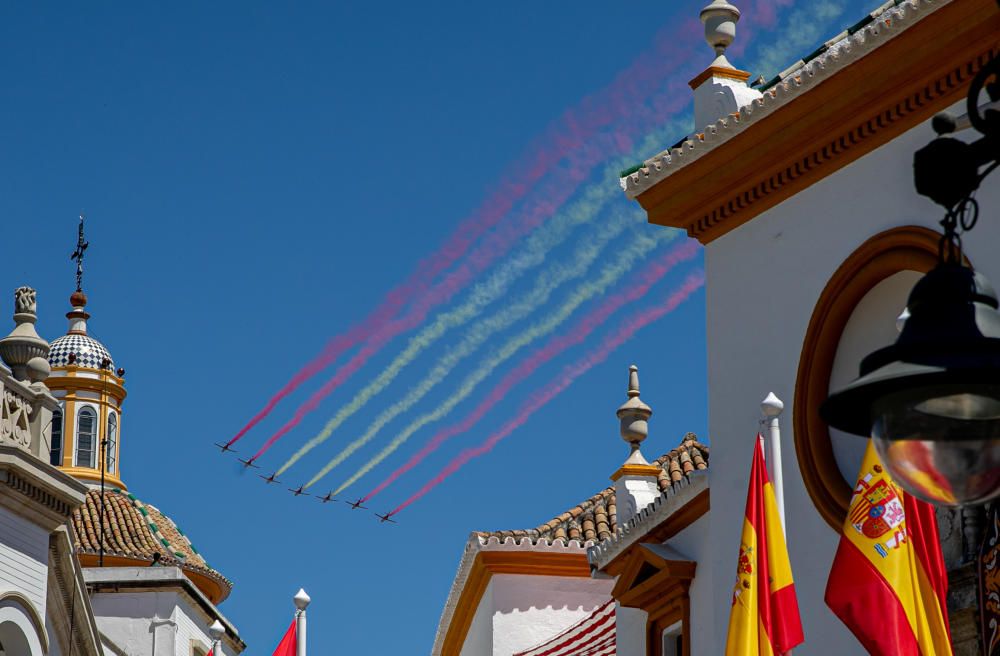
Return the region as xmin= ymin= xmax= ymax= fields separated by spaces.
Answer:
xmin=76 ymin=407 xmax=97 ymax=469
xmin=106 ymin=412 xmax=118 ymax=473
xmin=49 ymin=407 xmax=63 ymax=466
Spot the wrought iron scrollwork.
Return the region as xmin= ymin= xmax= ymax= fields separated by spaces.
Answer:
xmin=914 ymin=43 xmax=1000 ymax=264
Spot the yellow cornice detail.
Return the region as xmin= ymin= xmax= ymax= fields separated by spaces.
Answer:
xmin=47 ymin=374 xmax=126 ymax=402
xmin=610 ymin=463 xmax=662 ymax=481
xmin=440 ymin=550 xmax=590 ymax=656
xmin=59 ymin=466 xmax=126 ymax=491
xmin=687 ymin=65 xmax=752 ymax=89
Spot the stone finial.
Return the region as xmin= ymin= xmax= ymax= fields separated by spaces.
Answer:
xmin=0 ymin=287 xmax=51 ymax=383
xmin=612 ymin=365 xmax=662 ymax=520
xmin=700 ymin=0 xmax=741 ymax=66
xmin=690 ymin=0 xmax=761 ymax=131
xmin=617 ymin=365 xmax=653 ymax=464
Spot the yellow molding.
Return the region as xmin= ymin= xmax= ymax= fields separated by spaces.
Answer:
xmin=440 ymin=549 xmax=590 ymax=656
xmin=60 ymin=466 xmax=126 ymax=490
xmin=610 ymin=463 xmax=662 ymax=481
xmin=687 ymin=65 xmax=752 ymax=89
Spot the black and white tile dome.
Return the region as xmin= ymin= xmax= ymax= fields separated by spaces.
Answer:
xmin=49 ymin=334 xmax=114 ymax=370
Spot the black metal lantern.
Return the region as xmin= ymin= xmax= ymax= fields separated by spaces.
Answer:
xmin=821 ymin=47 xmax=1000 ymax=507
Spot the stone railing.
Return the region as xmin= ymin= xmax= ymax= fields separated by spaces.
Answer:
xmin=0 ymin=287 xmax=56 ymax=458
xmin=0 ymin=363 xmax=56 ymax=457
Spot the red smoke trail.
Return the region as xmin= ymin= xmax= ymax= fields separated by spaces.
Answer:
xmin=231 ymin=0 xmax=785 ymax=449
xmin=362 ymin=240 xmax=700 ymax=502
xmin=392 ymin=269 xmax=705 ymax=514
xmin=248 ymin=70 xmax=710 ymax=459
xmin=223 ymin=19 xmax=704 ymax=449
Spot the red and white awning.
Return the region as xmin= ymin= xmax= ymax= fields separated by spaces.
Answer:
xmin=514 ymin=599 xmax=616 ymax=656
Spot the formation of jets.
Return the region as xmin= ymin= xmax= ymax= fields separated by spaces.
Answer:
xmin=217 ymin=444 xmax=399 ymax=523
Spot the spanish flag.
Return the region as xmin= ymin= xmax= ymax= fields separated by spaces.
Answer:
xmin=825 ymin=442 xmax=952 ymax=655
xmin=725 ymin=436 xmax=804 ymax=656
xmin=272 ymin=620 xmax=297 ymax=656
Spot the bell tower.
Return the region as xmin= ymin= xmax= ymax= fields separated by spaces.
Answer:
xmin=45 ymin=217 xmax=128 ymax=489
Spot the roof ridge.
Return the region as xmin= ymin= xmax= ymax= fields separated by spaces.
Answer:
xmin=478 ymin=434 xmax=709 ymax=546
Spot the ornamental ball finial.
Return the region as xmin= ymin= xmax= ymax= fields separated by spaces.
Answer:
xmin=700 ymin=0 xmax=741 ymax=59
xmin=617 ymin=365 xmax=652 ymax=448
xmin=761 ymin=392 xmax=784 ymax=418
xmin=293 ymin=588 xmax=311 ymax=610
xmin=208 ymin=620 xmax=225 ymax=641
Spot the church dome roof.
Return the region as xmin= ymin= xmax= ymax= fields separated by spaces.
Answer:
xmin=49 ymin=333 xmax=114 ymax=370
xmin=72 ymin=488 xmax=232 ymax=604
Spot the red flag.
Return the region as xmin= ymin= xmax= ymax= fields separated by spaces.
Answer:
xmin=272 ymin=620 xmax=297 ymax=656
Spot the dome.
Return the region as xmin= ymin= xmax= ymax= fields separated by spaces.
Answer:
xmin=49 ymin=333 xmax=114 ymax=370
xmin=72 ymin=488 xmax=232 ymax=603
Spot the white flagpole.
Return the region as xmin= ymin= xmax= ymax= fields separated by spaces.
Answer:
xmin=294 ymin=588 xmax=311 ymax=656
xmin=761 ymin=392 xmax=786 ymax=538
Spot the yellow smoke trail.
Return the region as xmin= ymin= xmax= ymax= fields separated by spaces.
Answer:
xmin=275 ymin=183 xmax=620 ymax=476
xmin=315 ymin=227 xmax=678 ymax=490
xmin=276 ymin=121 xmax=686 ymax=478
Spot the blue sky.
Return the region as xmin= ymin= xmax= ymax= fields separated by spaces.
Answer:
xmin=0 ymin=1 xmax=873 ymax=652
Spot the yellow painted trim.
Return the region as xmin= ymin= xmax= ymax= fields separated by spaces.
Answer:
xmin=687 ymin=65 xmax=752 ymax=89
xmin=61 ymin=466 xmax=126 ymax=490
xmin=440 ymin=549 xmax=590 ymax=656
xmin=610 ymin=464 xmax=663 ymax=481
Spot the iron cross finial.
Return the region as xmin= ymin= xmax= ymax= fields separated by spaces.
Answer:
xmin=70 ymin=214 xmax=89 ymax=293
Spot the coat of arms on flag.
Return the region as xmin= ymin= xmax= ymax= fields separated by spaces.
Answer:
xmin=826 ymin=442 xmax=953 ymax=655
xmin=847 ymin=465 xmax=907 ymax=557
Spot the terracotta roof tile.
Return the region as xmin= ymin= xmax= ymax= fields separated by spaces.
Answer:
xmin=71 ymin=489 xmax=232 ymax=598
xmin=477 ymin=434 xmax=709 ymax=545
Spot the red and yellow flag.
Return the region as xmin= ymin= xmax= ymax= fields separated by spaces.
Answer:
xmin=825 ymin=442 xmax=953 ymax=655
xmin=725 ymin=436 xmax=804 ymax=656
xmin=272 ymin=620 xmax=297 ymax=656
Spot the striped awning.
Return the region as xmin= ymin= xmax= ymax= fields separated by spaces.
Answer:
xmin=514 ymin=599 xmax=616 ymax=656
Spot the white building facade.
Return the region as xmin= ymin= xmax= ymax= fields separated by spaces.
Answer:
xmin=0 ymin=275 xmax=246 ymax=655
xmin=439 ymin=0 xmax=996 ymax=653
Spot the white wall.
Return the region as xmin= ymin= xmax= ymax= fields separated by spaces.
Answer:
xmin=701 ymin=99 xmax=999 ymax=655
xmin=614 ymin=605 xmax=647 ymax=656
xmin=460 ymin=579 xmax=494 ymax=656
xmin=458 ymin=573 xmax=612 ymax=656
xmin=90 ymin=589 xmax=229 ymax=656
xmin=0 ymin=505 xmax=49 ymax=620
xmin=491 ymin=573 xmax=612 ymax=656
xmin=666 ymin=514 xmax=711 ymax=655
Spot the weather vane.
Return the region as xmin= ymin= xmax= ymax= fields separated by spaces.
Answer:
xmin=70 ymin=214 xmax=89 ymax=293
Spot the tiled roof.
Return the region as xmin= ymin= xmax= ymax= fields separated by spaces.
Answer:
xmin=71 ymin=488 xmax=232 ymax=601
xmin=620 ymin=0 xmax=942 ymax=198
xmin=477 ymin=434 xmax=708 ymax=545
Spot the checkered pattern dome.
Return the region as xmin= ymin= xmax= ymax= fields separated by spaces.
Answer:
xmin=49 ymin=333 xmax=114 ymax=370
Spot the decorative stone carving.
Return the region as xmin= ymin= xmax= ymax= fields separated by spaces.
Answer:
xmin=0 ymin=388 xmax=32 ymax=449
xmin=0 ymin=286 xmax=50 ymax=382
xmin=14 ymin=287 xmax=36 ymax=315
